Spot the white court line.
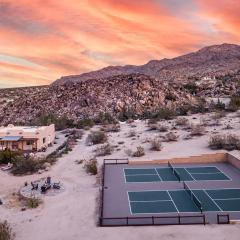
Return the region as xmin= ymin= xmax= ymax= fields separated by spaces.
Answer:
xmin=131 ymin=200 xmax=173 ymax=203
xmin=154 ymin=168 xmax=163 ymax=181
xmin=192 ymin=172 xmax=226 ymax=175
xmin=184 ymin=168 xmax=196 ymax=181
xmin=203 ymin=190 xmax=222 ymax=211
xmin=167 ymin=191 xmax=179 ymax=213
xmin=214 ymin=198 xmax=240 ymax=201
xmin=127 ymin=191 xmax=133 ymax=215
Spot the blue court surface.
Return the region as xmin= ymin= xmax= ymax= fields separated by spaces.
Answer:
xmin=101 ymin=161 xmax=240 ymax=226
xmin=128 ymin=188 xmax=240 ymax=214
xmin=124 ymin=166 xmax=230 ymax=183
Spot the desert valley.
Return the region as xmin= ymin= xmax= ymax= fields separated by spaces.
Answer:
xmin=0 ymin=43 xmax=240 ymax=239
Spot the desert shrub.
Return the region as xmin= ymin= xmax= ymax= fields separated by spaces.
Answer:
xmin=128 ymin=130 xmax=136 ymax=138
xmin=0 ymin=150 xmax=21 ymax=165
xmin=164 ymin=132 xmax=179 ymax=142
xmin=183 ymin=82 xmax=198 ymax=94
xmin=95 ymin=112 xmax=118 ymax=125
xmin=118 ymin=108 xmax=137 ymax=121
xmin=84 ymin=159 xmax=98 ymax=175
xmin=94 ymin=143 xmax=113 ymax=157
xmin=101 ymin=124 xmax=120 ymax=132
xmin=158 ymin=125 xmax=169 ymax=132
xmin=0 ymin=221 xmax=14 ymax=240
xmin=86 ymin=131 xmax=107 ymax=145
xmin=26 ymin=197 xmax=42 ymax=209
xmin=76 ymin=118 xmax=95 ymax=129
xmin=208 ymin=134 xmax=240 ymax=150
xmin=11 ymin=156 xmax=41 ymax=175
xmin=147 ymin=123 xmax=159 ymax=131
xmin=212 ymin=111 xmax=226 ymax=120
xmin=126 ymin=119 xmax=134 ymax=124
xmin=145 ymin=108 xmax=175 ymax=120
xmin=190 ymin=124 xmax=205 ymax=136
xmin=208 ymin=135 xmax=226 ymax=150
xmin=147 ymin=119 xmax=158 ymax=125
xmin=175 ymin=117 xmax=189 ymax=126
xmin=32 ymin=113 xmax=74 ymax=130
xmin=165 ymin=93 xmax=176 ymax=101
xmin=228 ymin=96 xmax=240 ymax=111
xmin=132 ymin=146 xmax=145 ymax=157
xmin=150 ymin=138 xmax=162 ymax=151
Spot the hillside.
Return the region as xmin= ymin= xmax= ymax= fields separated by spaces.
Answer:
xmin=0 ymin=43 xmax=239 ymax=125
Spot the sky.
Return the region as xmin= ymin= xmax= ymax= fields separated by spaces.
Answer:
xmin=0 ymin=0 xmax=240 ymax=88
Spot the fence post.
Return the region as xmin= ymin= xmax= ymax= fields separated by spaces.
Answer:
xmin=152 ymin=216 xmax=154 ymax=225
xmin=126 ymin=217 xmax=129 ymax=226
xmin=178 ymin=215 xmax=181 ymax=225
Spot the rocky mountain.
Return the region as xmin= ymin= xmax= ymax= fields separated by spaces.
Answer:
xmin=54 ymin=43 xmax=240 ymax=85
xmin=0 ymin=43 xmax=239 ymax=125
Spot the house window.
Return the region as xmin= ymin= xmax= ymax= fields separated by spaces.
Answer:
xmin=26 ymin=140 xmax=33 ymax=145
xmin=43 ymin=138 xmax=46 ymax=144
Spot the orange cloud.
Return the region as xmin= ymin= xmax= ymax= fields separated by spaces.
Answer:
xmin=0 ymin=0 xmax=239 ymax=87
xmin=198 ymin=0 xmax=240 ymax=41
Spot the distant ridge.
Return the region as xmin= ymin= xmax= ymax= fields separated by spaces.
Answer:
xmin=53 ymin=43 xmax=240 ymax=85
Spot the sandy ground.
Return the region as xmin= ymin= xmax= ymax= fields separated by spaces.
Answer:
xmin=0 ymin=112 xmax=240 ymax=240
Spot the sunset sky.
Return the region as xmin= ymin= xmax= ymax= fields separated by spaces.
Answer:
xmin=0 ymin=0 xmax=239 ymax=88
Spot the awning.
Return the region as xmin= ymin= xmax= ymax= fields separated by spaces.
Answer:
xmin=0 ymin=136 xmax=23 ymax=141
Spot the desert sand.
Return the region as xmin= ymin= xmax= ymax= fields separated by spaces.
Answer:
xmin=1 ymin=112 xmax=240 ymax=240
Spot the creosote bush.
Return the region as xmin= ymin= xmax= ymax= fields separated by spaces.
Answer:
xmin=150 ymin=138 xmax=162 ymax=151
xmin=94 ymin=112 xmax=118 ymax=125
xmin=208 ymin=134 xmax=240 ymax=151
xmin=86 ymin=131 xmax=107 ymax=145
xmin=128 ymin=130 xmax=136 ymax=138
xmin=11 ymin=155 xmax=57 ymax=175
xmin=164 ymin=132 xmax=179 ymax=142
xmin=190 ymin=124 xmax=206 ymax=136
xmin=94 ymin=143 xmax=113 ymax=157
xmin=175 ymin=117 xmax=189 ymax=126
xmin=158 ymin=125 xmax=169 ymax=132
xmin=101 ymin=124 xmax=120 ymax=132
xmin=0 ymin=150 xmax=21 ymax=165
xmin=84 ymin=159 xmax=98 ymax=175
xmin=132 ymin=146 xmax=145 ymax=157
xmin=26 ymin=197 xmax=42 ymax=209
xmin=0 ymin=221 xmax=14 ymax=240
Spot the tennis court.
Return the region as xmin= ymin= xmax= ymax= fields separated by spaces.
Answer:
xmin=101 ymin=160 xmax=240 ymax=226
xmin=124 ymin=165 xmax=230 ymax=183
xmin=128 ymin=187 xmax=240 ymax=214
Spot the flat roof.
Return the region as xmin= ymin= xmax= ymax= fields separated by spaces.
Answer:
xmin=0 ymin=125 xmax=49 ymax=133
xmin=0 ymin=136 xmax=23 ymax=141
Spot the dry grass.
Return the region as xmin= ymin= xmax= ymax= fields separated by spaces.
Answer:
xmin=0 ymin=221 xmax=14 ymax=240
xmin=175 ymin=117 xmax=189 ymax=126
xmin=190 ymin=124 xmax=206 ymax=136
xmin=86 ymin=131 xmax=108 ymax=145
xmin=84 ymin=159 xmax=98 ymax=175
xmin=150 ymin=138 xmax=162 ymax=151
xmin=158 ymin=125 xmax=169 ymax=132
xmin=126 ymin=146 xmax=145 ymax=157
xmin=94 ymin=143 xmax=113 ymax=157
xmin=208 ymin=134 xmax=240 ymax=151
xmin=164 ymin=132 xmax=179 ymax=142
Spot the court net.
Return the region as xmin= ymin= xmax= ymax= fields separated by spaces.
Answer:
xmin=168 ymin=161 xmax=181 ymax=182
xmin=183 ymin=182 xmax=203 ymax=213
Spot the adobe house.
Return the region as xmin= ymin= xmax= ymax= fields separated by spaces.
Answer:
xmin=0 ymin=124 xmax=55 ymax=152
